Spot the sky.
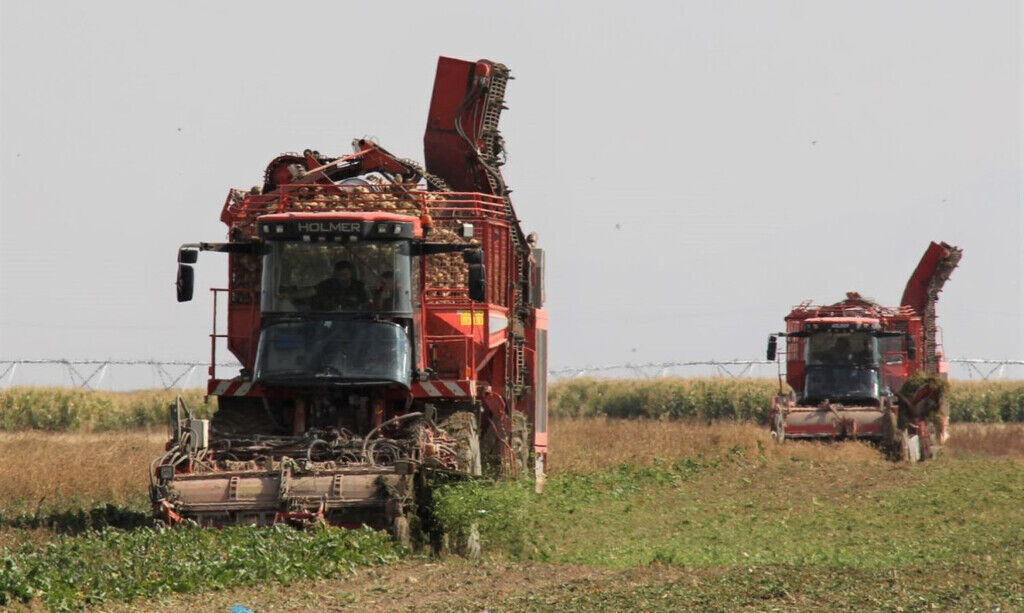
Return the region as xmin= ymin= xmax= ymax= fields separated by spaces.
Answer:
xmin=1 ymin=1 xmax=1021 ymax=387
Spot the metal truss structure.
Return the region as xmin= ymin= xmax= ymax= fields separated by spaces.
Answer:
xmin=1 ymin=358 xmax=1022 ymax=390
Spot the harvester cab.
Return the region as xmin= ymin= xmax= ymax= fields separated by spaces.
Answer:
xmin=768 ymin=321 xmax=916 ymax=405
xmin=766 ymin=242 xmax=962 ymax=462
xmin=249 ymin=215 xmax=480 ymax=389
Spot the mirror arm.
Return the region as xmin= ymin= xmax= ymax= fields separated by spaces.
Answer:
xmin=413 ymin=243 xmax=484 ymax=258
xmin=181 ymin=241 xmax=262 ymax=255
xmin=414 ymin=243 xmax=469 ymax=256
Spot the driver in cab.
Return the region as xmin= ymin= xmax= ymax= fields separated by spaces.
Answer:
xmin=282 ymin=260 xmax=369 ymax=311
xmin=824 ymin=337 xmax=873 ymax=365
xmin=825 ymin=337 xmax=854 ymax=364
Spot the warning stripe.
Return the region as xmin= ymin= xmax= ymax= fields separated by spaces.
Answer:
xmin=411 ymin=380 xmax=475 ymax=398
xmin=209 ymin=379 xmax=474 ymax=399
xmin=209 ymin=379 xmax=259 ymax=397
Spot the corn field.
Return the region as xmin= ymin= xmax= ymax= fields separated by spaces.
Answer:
xmin=0 ymin=379 xmax=1021 ymax=433
xmin=548 ymin=378 xmax=1024 ymax=423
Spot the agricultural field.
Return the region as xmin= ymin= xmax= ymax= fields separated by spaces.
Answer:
xmin=3 ymin=377 xmax=1024 ymax=432
xmin=0 ymin=402 xmax=1021 ymax=611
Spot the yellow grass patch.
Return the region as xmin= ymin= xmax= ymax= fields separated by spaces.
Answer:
xmin=0 ymin=431 xmax=163 ymax=513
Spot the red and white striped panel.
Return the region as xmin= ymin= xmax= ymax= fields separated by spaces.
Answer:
xmin=411 ymin=380 xmax=475 ymax=399
xmin=208 ymin=379 xmax=259 ymax=397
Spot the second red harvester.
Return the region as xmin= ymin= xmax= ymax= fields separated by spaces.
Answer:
xmin=766 ymin=242 xmax=962 ymax=461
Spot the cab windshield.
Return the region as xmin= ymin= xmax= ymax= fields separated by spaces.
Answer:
xmin=805 ymin=331 xmax=879 ymax=367
xmin=804 ymin=366 xmax=880 ymax=404
xmin=261 ymin=241 xmax=412 ymax=314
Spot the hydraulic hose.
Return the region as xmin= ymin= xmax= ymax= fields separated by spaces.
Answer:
xmin=361 ymin=412 xmax=423 ymax=465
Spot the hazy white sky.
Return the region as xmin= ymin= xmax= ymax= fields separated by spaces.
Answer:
xmin=1 ymin=1 xmax=1021 ymax=384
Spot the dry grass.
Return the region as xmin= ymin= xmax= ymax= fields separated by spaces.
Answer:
xmin=123 ymin=560 xmax=627 ymax=613
xmin=947 ymin=423 xmax=1024 ymax=457
xmin=0 ymin=421 xmax=1017 ymax=512
xmin=122 ymin=422 xmax=1024 ymax=612
xmin=1 ymin=422 xmax=1021 ymax=610
xmin=550 ymin=418 xmax=881 ymax=474
xmin=0 ymin=431 xmax=164 ymax=514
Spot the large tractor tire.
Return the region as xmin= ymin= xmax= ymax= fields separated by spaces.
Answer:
xmin=460 ymin=522 xmax=482 ymax=559
xmin=770 ymin=411 xmax=786 ymax=443
xmin=410 ymin=445 xmax=481 ymax=559
xmin=440 ymin=411 xmax=482 ymax=476
xmin=881 ymin=405 xmax=903 ymax=461
xmin=920 ymin=421 xmax=941 ymax=461
xmin=479 ymin=412 xmax=530 ymax=477
xmin=391 ymin=514 xmax=412 ymax=550
xmin=510 ymin=411 xmax=531 ymax=476
xmin=479 ymin=416 xmax=506 ymax=477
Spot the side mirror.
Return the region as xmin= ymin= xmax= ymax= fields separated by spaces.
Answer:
xmin=462 ymin=248 xmax=484 ymax=265
xmin=178 ymin=248 xmax=198 ymax=264
xmin=463 ymin=248 xmax=486 ymax=302
xmin=468 ymin=264 xmax=486 ymax=302
xmin=766 ymin=336 xmax=778 ymax=361
xmin=906 ymin=334 xmax=916 ymax=360
xmin=177 ymin=264 xmax=195 ymax=302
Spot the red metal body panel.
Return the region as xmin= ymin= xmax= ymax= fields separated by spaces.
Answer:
xmin=781 ymin=406 xmax=885 ymax=439
xmin=424 ymin=57 xmax=501 ymax=194
xmin=901 ymin=241 xmax=959 ymax=312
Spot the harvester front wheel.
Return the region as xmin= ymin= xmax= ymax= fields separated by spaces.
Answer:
xmin=391 ymin=514 xmax=412 ymax=550
xmin=920 ymin=421 xmax=941 ymax=461
xmin=440 ymin=411 xmax=482 ymax=476
xmin=770 ymin=412 xmax=786 ymax=444
xmin=510 ymin=412 xmax=531 ymax=474
xmin=436 ymin=522 xmax=481 ymax=559
xmin=881 ymin=405 xmax=902 ymax=461
xmin=899 ymin=431 xmax=916 ymax=462
xmin=462 ymin=522 xmax=481 ymax=559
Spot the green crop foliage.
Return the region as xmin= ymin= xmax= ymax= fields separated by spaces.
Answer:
xmin=0 ymin=387 xmax=209 ymax=431
xmin=0 ymin=379 xmax=1022 ymax=433
xmin=431 ymin=477 xmax=534 ymax=557
xmin=549 ymin=378 xmax=789 ymax=421
xmin=0 ymin=524 xmax=398 ymax=610
xmin=431 ymin=457 xmax=716 ymax=562
xmin=549 ymin=377 xmax=1024 ymax=423
xmin=430 ymin=449 xmax=1023 ymax=609
xmin=2 ymin=379 xmax=1022 ymax=433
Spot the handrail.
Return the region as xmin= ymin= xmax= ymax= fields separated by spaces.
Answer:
xmin=223 ymin=184 xmax=509 ymax=224
xmin=210 ymin=287 xmax=258 ymax=380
